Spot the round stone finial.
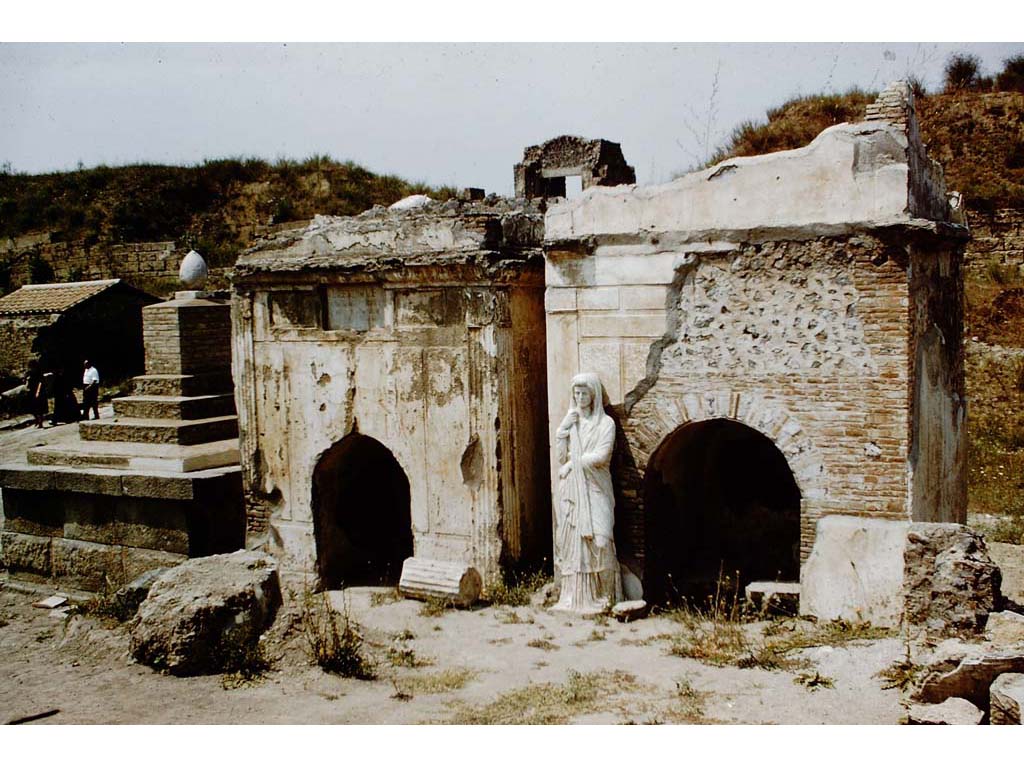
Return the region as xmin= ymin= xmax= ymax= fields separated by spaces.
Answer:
xmin=179 ymin=249 xmax=208 ymax=289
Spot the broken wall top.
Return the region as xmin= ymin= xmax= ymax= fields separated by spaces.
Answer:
xmin=545 ymin=83 xmax=963 ymax=245
xmin=233 ymin=198 xmax=544 ymax=283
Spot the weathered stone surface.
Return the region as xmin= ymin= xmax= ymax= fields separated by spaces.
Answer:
xmin=745 ymin=581 xmax=800 ymax=616
xmin=611 ymin=600 xmax=648 ymax=622
xmin=914 ymin=645 xmax=1024 ymax=707
xmin=986 ymin=611 xmax=1024 ymax=647
xmin=990 ymin=673 xmax=1024 ymax=724
xmin=113 ymin=567 xmax=168 ymax=619
xmin=399 ymin=557 xmax=481 ymax=608
xmin=906 ymin=697 xmax=984 ymax=725
xmin=988 ymin=542 xmax=1024 ymax=606
xmin=904 ymin=523 xmax=1002 ymax=640
xmin=129 ymin=550 xmax=281 ymax=676
xmin=0 ymin=531 xmax=52 ymax=577
xmin=800 ymin=516 xmax=910 ymax=627
xmin=51 ymin=538 xmax=185 ymax=593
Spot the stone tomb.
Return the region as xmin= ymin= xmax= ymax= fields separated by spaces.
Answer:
xmin=542 ymin=83 xmax=968 ymax=606
xmin=0 ymin=290 xmax=244 ymax=590
xmin=231 ymin=198 xmax=551 ymax=587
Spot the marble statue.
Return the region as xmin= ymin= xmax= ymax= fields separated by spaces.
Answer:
xmin=553 ymin=372 xmax=623 ymax=613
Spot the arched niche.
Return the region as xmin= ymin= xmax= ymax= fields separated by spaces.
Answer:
xmin=311 ymin=433 xmax=413 ymax=589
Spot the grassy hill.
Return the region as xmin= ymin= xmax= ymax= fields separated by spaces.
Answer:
xmin=0 ymin=157 xmax=457 ymax=269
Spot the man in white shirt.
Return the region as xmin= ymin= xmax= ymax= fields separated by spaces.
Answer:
xmin=81 ymin=359 xmax=100 ymax=420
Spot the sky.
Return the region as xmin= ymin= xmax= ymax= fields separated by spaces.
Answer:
xmin=1 ymin=36 xmax=1021 ymax=197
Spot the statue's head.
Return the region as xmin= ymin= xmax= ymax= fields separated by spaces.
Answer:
xmin=570 ymin=372 xmax=605 ymax=420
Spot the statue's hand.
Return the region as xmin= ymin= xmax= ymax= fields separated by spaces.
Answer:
xmin=558 ymin=410 xmax=578 ymax=432
xmin=558 ymin=462 xmax=572 ymax=479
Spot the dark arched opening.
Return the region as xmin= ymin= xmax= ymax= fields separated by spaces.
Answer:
xmin=643 ymin=418 xmax=801 ymax=603
xmin=312 ymin=433 xmax=413 ymax=589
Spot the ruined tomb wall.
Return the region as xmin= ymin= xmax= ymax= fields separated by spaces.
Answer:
xmin=545 ymin=235 xmax=916 ymax=572
xmin=231 ymin=276 xmax=545 ymax=583
xmin=908 ymin=238 xmax=967 ymax=523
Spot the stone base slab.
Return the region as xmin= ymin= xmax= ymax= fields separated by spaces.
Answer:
xmin=1 ymin=531 xmax=187 ymax=592
xmin=27 ymin=439 xmax=239 ymax=473
xmin=79 ymin=415 xmax=238 ymax=446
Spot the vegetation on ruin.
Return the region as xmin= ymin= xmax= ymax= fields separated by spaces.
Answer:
xmin=483 ymin=567 xmax=550 ymax=607
xmin=705 ymin=53 xmax=1024 ymax=210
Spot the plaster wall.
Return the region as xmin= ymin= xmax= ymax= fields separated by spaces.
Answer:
xmin=232 ymin=276 xmax=548 ymax=583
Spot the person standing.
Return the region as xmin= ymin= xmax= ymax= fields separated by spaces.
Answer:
xmin=81 ymin=359 xmax=100 ymax=420
xmin=26 ymin=362 xmax=47 ymax=429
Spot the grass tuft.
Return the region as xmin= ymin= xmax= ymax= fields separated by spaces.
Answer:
xmin=301 ymin=590 xmax=376 ymax=680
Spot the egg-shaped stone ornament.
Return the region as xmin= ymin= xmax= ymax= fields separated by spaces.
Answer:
xmin=179 ymin=250 xmax=208 ymax=289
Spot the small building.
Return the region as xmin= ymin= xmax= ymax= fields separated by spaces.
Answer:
xmin=0 ymin=279 xmax=160 ymax=387
xmin=231 ymin=200 xmax=551 ymax=588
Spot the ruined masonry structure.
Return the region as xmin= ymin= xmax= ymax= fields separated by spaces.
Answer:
xmin=544 ymin=83 xmax=967 ymax=603
xmin=0 ymin=290 xmax=244 ymax=590
xmin=229 ymin=83 xmax=966 ymax=612
xmin=231 ymin=200 xmax=550 ymax=587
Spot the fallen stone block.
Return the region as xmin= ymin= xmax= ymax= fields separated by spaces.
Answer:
xmin=129 ymin=550 xmax=281 ymax=676
xmin=986 ymin=611 xmax=1024 ymax=647
xmin=904 ymin=523 xmax=1002 ymax=641
xmin=800 ymin=516 xmax=909 ymax=627
xmin=399 ymin=557 xmax=481 ymax=608
xmin=112 ymin=567 xmax=168 ymax=619
xmin=990 ymin=673 xmax=1024 ymax=725
xmin=745 ymin=581 xmax=799 ymax=616
xmin=906 ymin=697 xmax=984 ymax=725
xmin=914 ymin=646 xmax=1024 ymax=708
xmin=611 ymin=600 xmax=648 ymax=622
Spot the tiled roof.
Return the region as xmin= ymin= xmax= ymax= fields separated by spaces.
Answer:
xmin=0 ymin=279 xmax=122 ymax=316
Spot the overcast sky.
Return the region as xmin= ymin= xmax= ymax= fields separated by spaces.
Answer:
xmin=2 ymin=41 xmax=1021 ymax=195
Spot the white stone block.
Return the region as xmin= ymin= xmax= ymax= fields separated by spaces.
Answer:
xmin=620 ymin=285 xmax=667 ymax=310
xmin=545 ymin=287 xmax=577 ymax=312
xmin=578 ymin=287 xmax=619 ymax=310
xmin=800 ymin=515 xmax=910 ymax=627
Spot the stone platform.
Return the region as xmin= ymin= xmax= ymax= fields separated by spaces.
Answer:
xmin=0 ymin=291 xmax=244 ymax=591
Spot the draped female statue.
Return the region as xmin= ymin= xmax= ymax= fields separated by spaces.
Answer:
xmin=553 ymin=372 xmax=623 ymax=613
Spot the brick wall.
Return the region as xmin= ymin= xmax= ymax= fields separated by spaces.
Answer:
xmin=964 ymin=208 xmax=1024 ymax=277
xmin=0 ymin=235 xmax=230 ymax=295
xmin=143 ymin=300 xmax=232 ymax=376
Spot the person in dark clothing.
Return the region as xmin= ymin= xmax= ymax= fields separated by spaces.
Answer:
xmin=50 ymin=366 xmax=80 ymax=425
xmin=25 ymin=363 xmax=47 ymax=429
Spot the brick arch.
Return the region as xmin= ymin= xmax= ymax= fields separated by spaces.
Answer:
xmin=622 ymin=390 xmax=826 ymax=501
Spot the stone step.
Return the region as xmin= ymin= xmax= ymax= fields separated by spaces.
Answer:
xmin=79 ymin=415 xmax=238 ymax=446
xmin=27 ymin=438 xmax=240 ymax=473
xmin=131 ymin=372 xmax=234 ymax=398
xmin=113 ymin=394 xmax=236 ymax=421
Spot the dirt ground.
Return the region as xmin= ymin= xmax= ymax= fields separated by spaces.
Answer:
xmin=0 ymin=413 xmax=1010 ymax=726
xmin=0 ymin=576 xmax=908 ymax=725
